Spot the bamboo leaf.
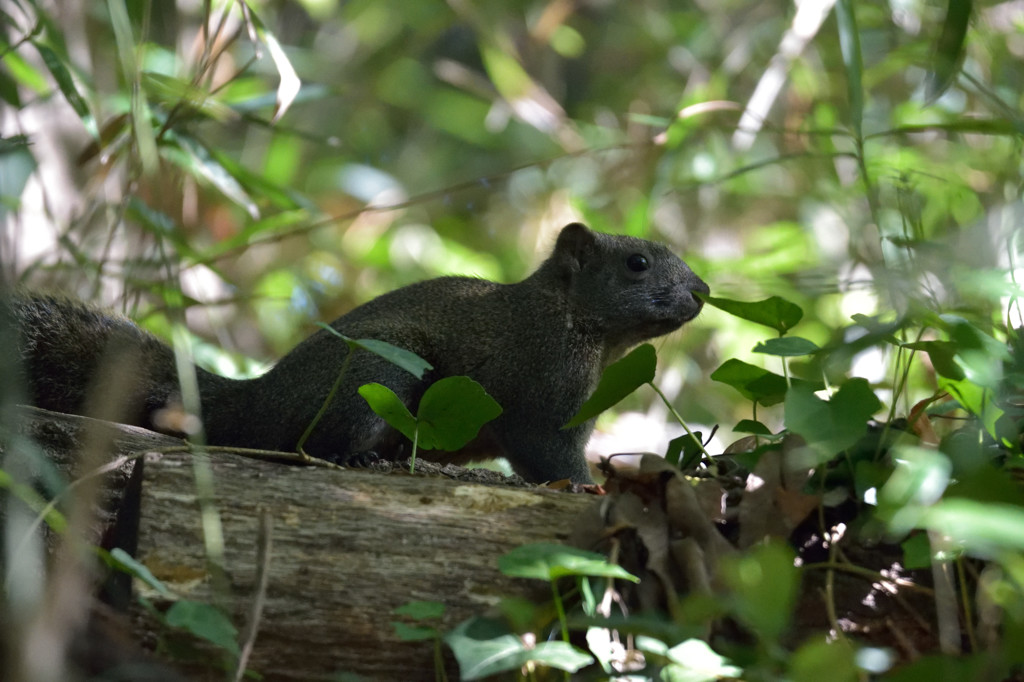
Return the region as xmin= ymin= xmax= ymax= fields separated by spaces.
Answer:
xmin=107 ymin=0 xmax=157 ymax=171
xmin=835 ymin=0 xmax=864 ymax=139
xmin=34 ymin=43 xmax=97 ymax=137
xmin=163 ymin=132 xmax=260 ymax=218
xmin=925 ymin=0 xmax=973 ymax=103
xmin=263 ymin=30 xmax=300 ymax=123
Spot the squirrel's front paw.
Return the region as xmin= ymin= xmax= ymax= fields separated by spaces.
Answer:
xmin=338 ymin=450 xmax=384 ymax=468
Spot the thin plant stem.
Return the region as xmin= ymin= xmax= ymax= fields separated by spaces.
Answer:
xmin=957 ymin=557 xmax=977 ymax=652
xmin=410 ymin=425 xmax=420 ymax=474
xmin=551 ymin=580 xmax=570 ymax=642
xmin=648 ymin=382 xmax=713 ymax=462
xmin=550 ymin=580 xmax=571 ymax=682
xmin=433 ymin=635 xmax=449 ymax=682
xmin=802 ymin=561 xmax=934 ymax=595
xmin=296 ymin=346 xmax=356 ymax=455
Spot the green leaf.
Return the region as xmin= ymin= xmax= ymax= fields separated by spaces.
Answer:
xmin=900 ymin=533 xmax=932 ymax=570
xmin=261 ymin=28 xmax=301 ymax=123
xmin=523 ymin=641 xmax=594 ymax=672
xmin=784 ymin=378 xmax=881 ymax=459
xmin=702 ymin=295 xmax=803 ymax=335
xmin=902 ymin=340 xmax=963 ymax=380
xmin=734 ymin=419 xmax=772 ymax=435
xmin=929 ymin=316 xmax=1011 ymax=391
xmin=586 ymin=624 xmax=614 ymax=674
xmin=0 ymin=137 xmax=37 ymax=210
xmin=35 ymin=43 xmax=96 ymax=137
xmin=564 ymin=344 xmax=657 ymax=428
xmin=125 ymin=196 xmax=176 ymax=234
xmin=789 ymin=636 xmax=857 ymax=682
xmin=665 ymin=432 xmax=703 ymax=470
xmin=498 ymin=543 xmax=639 ymax=582
xmin=163 ymin=132 xmax=260 ymax=218
xmin=497 ymin=597 xmax=540 ymax=634
xmin=444 ymin=617 xmax=533 ymax=679
xmin=720 ymin=542 xmax=798 ymax=644
xmin=925 ymin=0 xmax=973 ymax=103
xmin=319 ymin=326 xmax=433 ymax=380
xmin=106 ymin=0 xmax=157 ymax=171
xmin=358 ymin=383 xmax=417 ymax=441
xmin=665 ymin=435 xmax=685 ymax=467
xmin=1 ymin=46 xmax=49 ymax=95
xmin=661 ymin=639 xmax=742 ymax=682
xmin=0 ymin=467 xmax=67 ymax=534
xmin=919 ymin=498 xmax=1024 ymax=555
xmin=753 ymin=336 xmax=820 ymax=357
xmin=445 ymin=618 xmax=593 ymax=679
xmin=876 ymin=445 xmax=952 ymax=535
xmin=479 ymin=43 xmax=533 ymax=100
xmin=835 ymin=0 xmax=864 ymax=139
xmin=939 ymin=373 xmax=1006 ymax=442
xmin=141 ymin=71 xmax=234 ymax=121
xmin=104 ymin=548 xmax=170 ymax=596
xmin=392 ymin=622 xmax=437 ymax=641
xmin=872 ymin=120 xmax=1020 ymax=137
xmin=710 ymin=359 xmax=795 ymax=407
xmin=416 ymin=376 xmax=502 ymax=451
xmin=393 ymin=600 xmax=445 ymax=620
xmin=853 ymin=459 xmax=891 ymax=502
xmin=354 ymin=339 xmax=433 ymax=380
xmin=209 ymin=149 xmax=311 ymax=211
xmin=164 ymin=601 xmax=240 ymax=656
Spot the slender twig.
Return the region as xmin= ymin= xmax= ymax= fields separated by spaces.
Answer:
xmin=957 ymin=557 xmax=977 ymax=652
xmin=648 ymin=382 xmax=713 ymax=462
xmin=295 ymin=348 xmax=356 ymax=455
xmin=801 ymin=561 xmax=934 ymax=595
xmin=233 ymin=509 xmax=273 ymax=682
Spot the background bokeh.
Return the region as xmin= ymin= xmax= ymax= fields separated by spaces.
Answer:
xmin=2 ymin=0 xmax=1022 ymax=463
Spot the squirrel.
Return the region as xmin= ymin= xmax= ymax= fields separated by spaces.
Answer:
xmin=9 ymin=223 xmax=708 ymax=483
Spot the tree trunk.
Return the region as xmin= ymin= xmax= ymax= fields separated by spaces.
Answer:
xmin=5 ymin=407 xmax=596 ymax=681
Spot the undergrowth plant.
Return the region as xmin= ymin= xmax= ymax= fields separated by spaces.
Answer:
xmin=436 ymin=290 xmax=1024 ymax=679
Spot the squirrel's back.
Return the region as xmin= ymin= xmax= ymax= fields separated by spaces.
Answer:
xmin=6 ymin=223 xmax=709 ymax=484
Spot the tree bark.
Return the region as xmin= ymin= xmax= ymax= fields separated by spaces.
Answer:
xmin=6 ymin=407 xmax=596 ymax=681
xmin=135 ymin=452 xmax=596 ymax=681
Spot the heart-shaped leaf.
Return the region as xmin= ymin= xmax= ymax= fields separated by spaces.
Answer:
xmin=564 ymin=344 xmax=657 ymax=428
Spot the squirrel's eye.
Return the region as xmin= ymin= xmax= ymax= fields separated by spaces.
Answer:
xmin=626 ymin=254 xmax=649 ymax=272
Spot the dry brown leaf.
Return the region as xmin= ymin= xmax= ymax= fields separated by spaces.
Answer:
xmin=738 ymin=441 xmax=822 ymax=548
xmin=693 ymin=478 xmax=728 ymax=524
xmin=908 ymin=396 xmax=942 ymax=446
xmin=609 ymin=492 xmax=678 ymax=609
xmin=738 ymin=450 xmax=785 ymax=548
xmin=723 ymin=435 xmax=761 ymax=455
xmin=774 ymin=487 xmax=822 ymax=529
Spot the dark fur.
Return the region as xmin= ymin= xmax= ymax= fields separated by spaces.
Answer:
xmin=9 ymin=224 xmax=708 ymax=483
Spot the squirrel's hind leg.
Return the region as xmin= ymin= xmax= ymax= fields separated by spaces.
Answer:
xmin=296 ymin=355 xmax=424 ymax=468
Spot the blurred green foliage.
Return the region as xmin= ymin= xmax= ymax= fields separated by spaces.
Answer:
xmin=4 ymin=0 xmax=1024 ymax=678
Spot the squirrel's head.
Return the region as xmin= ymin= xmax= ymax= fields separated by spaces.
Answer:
xmin=546 ymin=222 xmax=709 ymax=346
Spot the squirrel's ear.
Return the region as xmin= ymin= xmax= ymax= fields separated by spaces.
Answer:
xmin=553 ymin=223 xmax=598 ymax=272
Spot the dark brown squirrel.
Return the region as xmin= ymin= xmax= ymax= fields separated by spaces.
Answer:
xmin=9 ymin=223 xmax=708 ymax=483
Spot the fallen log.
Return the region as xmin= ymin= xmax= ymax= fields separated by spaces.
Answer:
xmin=3 ymin=407 xmax=596 ymax=680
